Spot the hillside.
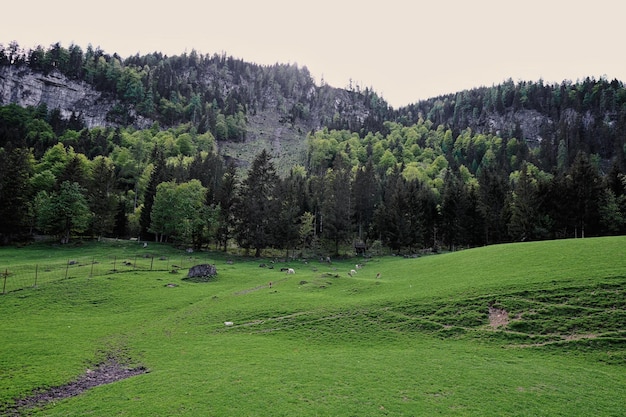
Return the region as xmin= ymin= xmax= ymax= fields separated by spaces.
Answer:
xmin=2 ymin=42 xmax=626 ymax=251
xmin=2 ymin=42 xmax=625 ymax=171
xmin=0 ymin=44 xmax=386 ymax=171
xmin=0 ymin=237 xmax=624 ymax=415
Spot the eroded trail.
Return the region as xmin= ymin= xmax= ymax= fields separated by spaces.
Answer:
xmin=3 ymin=360 xmax=148 ymax=416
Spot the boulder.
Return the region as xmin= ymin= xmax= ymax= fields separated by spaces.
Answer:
xmin=186 ymin=264 xmax=217 ymax=280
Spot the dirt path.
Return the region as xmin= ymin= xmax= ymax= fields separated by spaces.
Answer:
xmin=3 ymin=360 xmax=148 ymax=416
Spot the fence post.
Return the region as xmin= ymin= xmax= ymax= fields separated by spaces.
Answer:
xmin=150 ymin=256 xmax=154 ymax=271
xmin=34 ymin=265 xmax=38 ymax=287
xmin=65 ymin=260 xmax=70 ymax=279
xmin=90 ymin=257 xmax=95 ymax=277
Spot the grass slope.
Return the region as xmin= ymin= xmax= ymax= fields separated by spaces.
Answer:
xmin=1 ymin=237 xmax=625 ymax=416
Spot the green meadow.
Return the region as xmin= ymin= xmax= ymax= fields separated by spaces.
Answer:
xmin=1 ymin=237 xmax=625 ymax=416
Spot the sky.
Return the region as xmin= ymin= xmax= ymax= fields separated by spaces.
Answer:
xmin=2 ymin=0 xmax=625 ymax=108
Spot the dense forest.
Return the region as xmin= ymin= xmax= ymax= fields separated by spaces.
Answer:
xmin=1 ymin=41 xmax=626 ymax=254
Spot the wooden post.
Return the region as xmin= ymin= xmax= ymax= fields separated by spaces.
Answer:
xmin=65 ymin=260 xmax=70 ymax=279
xmin=90 ymin=257 xmax=95 ymax=277
xmin=34 ymin=265 xmax=38 ymax=287
xmin=150 ymin=256 xmax=154 ymax=271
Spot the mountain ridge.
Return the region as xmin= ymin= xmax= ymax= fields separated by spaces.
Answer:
xmin=1 ymin=42 xmax=625 ymax=173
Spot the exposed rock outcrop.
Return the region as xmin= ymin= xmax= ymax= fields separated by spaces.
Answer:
xmin=0 ymin=66 xmax=149 ymax=128
xmin=186 ymin=264 xmax=217 ymax=281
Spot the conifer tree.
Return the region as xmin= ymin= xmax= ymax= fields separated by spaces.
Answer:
xmin=0 ymin=146 xmax=33 ymax=243
xmin=216 ymin=162 xmax=237 ymax=251
xmin=89 ymin=156 xmax=117 ymax=239
xmin=352 ymin=160 xmax=378 ymax=242
xmin=508 ymin=162 xmax=544 ymax=240
xmin=140 ymin=147 xmax=169 ymax=240
xmin=234 ymin=149 xmax=278 ymax=257
xmin=320 ymin=154 xmax=352 ymax=255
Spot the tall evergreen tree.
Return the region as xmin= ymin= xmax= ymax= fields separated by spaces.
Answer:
xmin=271 ymin=168 xmax=308 ymax=256
xmin=439 ymin=168 xmax=477 ymax=250
xmin=0 ymin=146 xmax=33 ymax=243
xmin=477 ymin=167 xmax=510 ymax=244
xmin=234 ymin=149 xmax=278 ymax=257
xmin=88 ymin=156 xmax=117 ymax=239
xmin=215 ymin=162 xmax=237 ymax=251
xmin=352 ymin=160 xmax=378 ymax=242
xmin=568 ymin=152 xmax=603 ymax=237
xmin=139 ymin=146 xmax=169 ymax=240
xmin=508 ymin=163 xmax=544 ymax=241
xmin=320 ymin=154 xmax=352 ymax=255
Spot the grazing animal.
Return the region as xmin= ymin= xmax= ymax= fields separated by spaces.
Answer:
xmin=350 ymin=269 xmax=357 ymax=275
xmin=356 ymin=264 xmax=362 ymax=269
xmin=280 ymin=267 xmax=289 ymax=272
xmin=224 ymin=321 xmax=234 ymax=326
xmin=287 ymin=268 xmax=295 ymax=274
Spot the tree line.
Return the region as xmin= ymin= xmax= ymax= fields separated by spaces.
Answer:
xmin=394 ymin=77 xmax=626 ymax=169
xmin=0 ymin=41 xmax=391 ymax=137
xmin=1 ymin=104 xmax=625 ymax=253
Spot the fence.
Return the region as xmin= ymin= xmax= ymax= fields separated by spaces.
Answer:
xmin=1 ymin=253 xmax=203 ymax=295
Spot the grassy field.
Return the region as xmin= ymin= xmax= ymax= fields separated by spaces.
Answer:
xmin=1 ymin=237 xmax=625 ymax=416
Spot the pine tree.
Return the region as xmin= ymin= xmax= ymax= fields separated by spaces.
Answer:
xmin=508 ymin=163 xmax=541 ymax=241
xmin=89 ymin=156 xmax=117 ymax=239
xmin=568 ymin=152 xmax=603 ymax=237
xmin=234 ymin=149 xmax=278 ymax=257
xmin=0 ymin=146 xmax=33 ymax=243
xmin=139 ymin=147 xmax=169 ymax=240
xmin=216 ymin=162 xmax=237 ymax=251
xmin=352 ymin=160 xmax=378 ymax=242
xmin=477 ymin=167 xmax=510 ymax=244
xmin=320 ymin=154 xmax=352 ymax=255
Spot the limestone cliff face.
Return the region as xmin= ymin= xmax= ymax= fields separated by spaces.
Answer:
xmin=0 ymin=66 xmax=115 ymax=128
xmin=483 ymin=109 xmax=554 ymax=145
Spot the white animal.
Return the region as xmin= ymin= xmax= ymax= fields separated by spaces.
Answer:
xmin=350 ymin=269 xmax=357 ymax=275
xmin=356 ymin=264 xmax=362 ymax=269
xmin=224 ymin=321 xmax=234 ymax=326
xmin=287 ymin=268 xmax=295 ymax=274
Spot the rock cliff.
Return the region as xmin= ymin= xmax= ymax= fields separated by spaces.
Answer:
xmin=0 ymin=66 xmax=118 ymax=128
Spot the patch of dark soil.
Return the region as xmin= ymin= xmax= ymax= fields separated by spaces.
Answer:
xmin=2 ymin=360 xmax=148 ymax=416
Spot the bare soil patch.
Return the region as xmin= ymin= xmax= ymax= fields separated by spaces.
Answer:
xmin=3 ymin=360 xmax=148 ymax=416
xmin=488 ymin=306 xmax=509 ymax=328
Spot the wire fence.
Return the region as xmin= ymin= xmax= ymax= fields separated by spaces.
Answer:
xmin=1 ymin=253 xmax=203 ymax=295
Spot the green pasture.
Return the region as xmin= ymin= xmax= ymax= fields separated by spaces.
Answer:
xmin=1 ymin=237 xmax=625 ymax=416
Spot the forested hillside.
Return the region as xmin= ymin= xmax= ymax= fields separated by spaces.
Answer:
xmin=1 ymin=41 xmax=626 ymax=253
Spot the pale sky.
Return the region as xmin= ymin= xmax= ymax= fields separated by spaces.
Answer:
xmin=2 ymin=0 xmax=625 ymax=108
